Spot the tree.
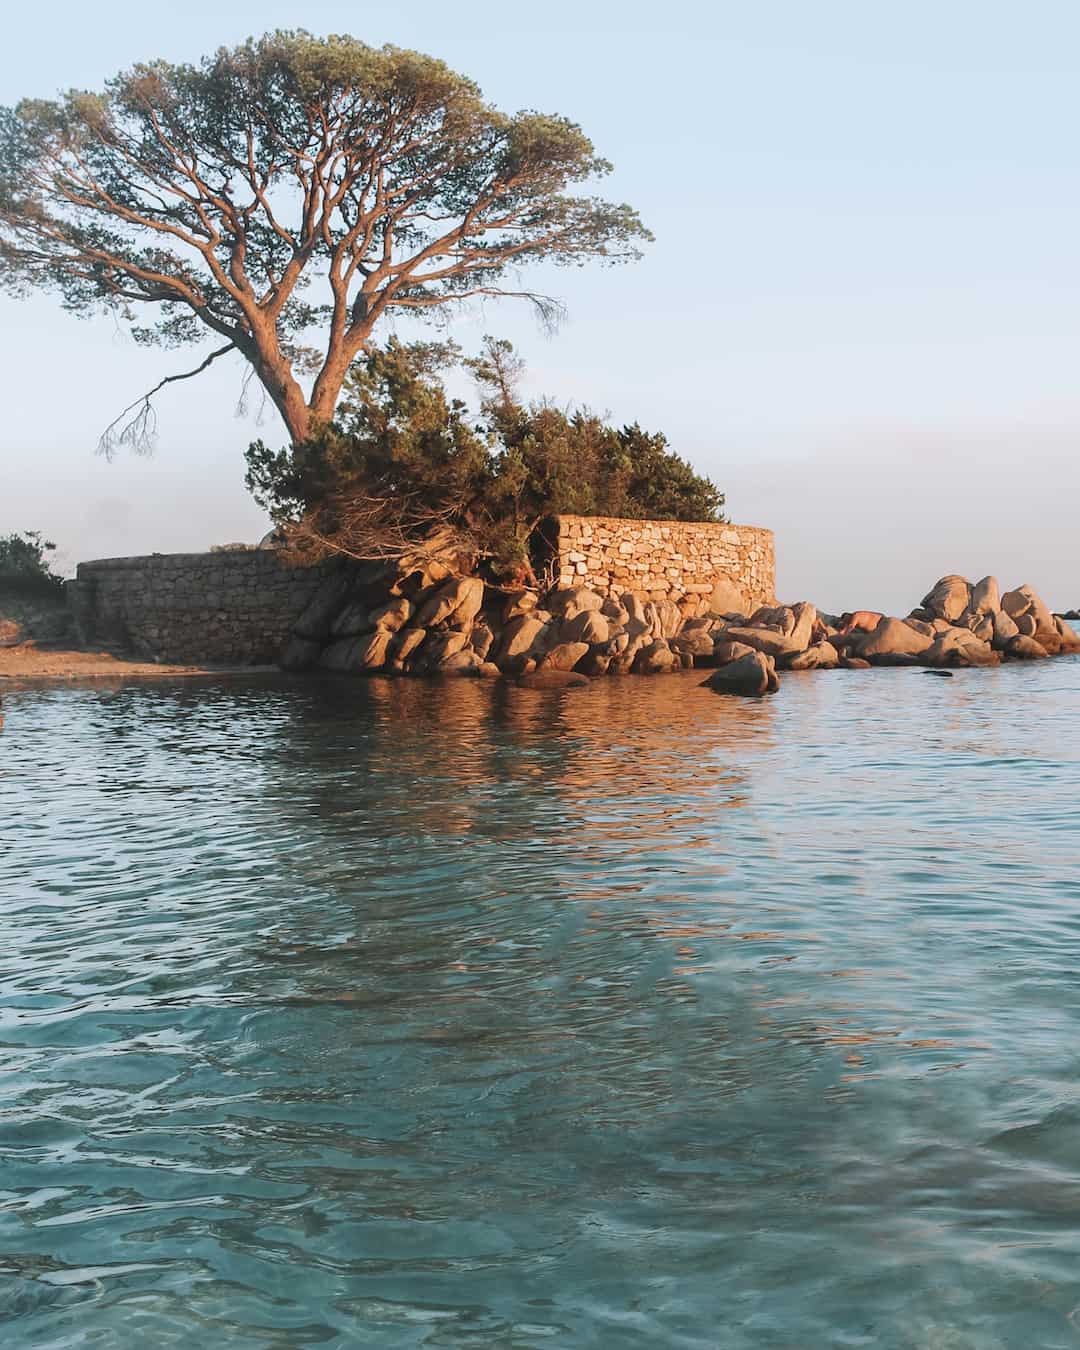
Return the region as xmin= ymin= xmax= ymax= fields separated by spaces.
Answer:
xmin=245 ymin=337 xmax=724 ymax=581
xmin=0 ymin=32 xmax=650 ymax=452
xmin=245 ymin=337 xmax=493 ymax=565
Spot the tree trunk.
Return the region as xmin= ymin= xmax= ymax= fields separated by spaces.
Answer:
xmin=249 ymin=344 xmax=312 ymax=447
xmin=307 ymin=323 xmax=375 ymax=432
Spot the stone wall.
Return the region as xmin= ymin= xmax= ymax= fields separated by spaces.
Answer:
xmin=70 ymin=551 xmax=339 ymax=666
xmin=69 ymin=516 xmax=775 ymax=667
xmin=550 ymin=515 xmax=775 ymax=609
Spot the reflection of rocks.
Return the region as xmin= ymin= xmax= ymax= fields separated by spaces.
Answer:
xmin=279 ymin=564 xmax=1080 ymax=699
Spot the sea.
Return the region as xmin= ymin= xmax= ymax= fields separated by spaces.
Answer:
xmin=3 ymin=661 xmax=1080 ymax=1348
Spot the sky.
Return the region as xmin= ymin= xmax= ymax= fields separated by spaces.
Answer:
xmin=2 ymin=0 xmax=1078 ymax=613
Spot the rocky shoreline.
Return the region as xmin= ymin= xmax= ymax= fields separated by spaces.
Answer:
xmin=279 ymin=562 xmax=1080 ymax=696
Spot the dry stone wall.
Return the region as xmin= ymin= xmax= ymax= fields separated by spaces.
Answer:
xmin=68 ymin=515 xmax=775 ymax=667
xmin=70 ymin=551 xmax=341 ymax=665
xmin=551 ymin=515 xmax=775 ymax=609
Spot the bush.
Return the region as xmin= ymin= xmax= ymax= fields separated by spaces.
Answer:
xmin=0 ymin=531 xmax=64 ymax=593
xmin=245 ymin=338 xmax=725 ymax=581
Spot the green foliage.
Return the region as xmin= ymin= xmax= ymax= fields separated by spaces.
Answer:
xmin=0 ymin=531 xmax=63 ymax=589
xmin=246 ymin=339 xmax=489 ymax=515
xmin=245 ymin=338 xmax=724 ymax=578
xmin=1 ymin=32 xmax=650 ymax=448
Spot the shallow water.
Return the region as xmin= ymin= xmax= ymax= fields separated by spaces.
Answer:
xmin=3 ymin=662 xmax=1080 ymax=1347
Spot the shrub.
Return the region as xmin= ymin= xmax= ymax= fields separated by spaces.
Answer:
xmin=0 ymin=531 xmax=64 ymax=592
xmin=245 ymin=338 xmax=724 ymax=582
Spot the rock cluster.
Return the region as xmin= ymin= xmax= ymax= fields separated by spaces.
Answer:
xmin=279 ymin=564 xmax=1079 ymax=698
xmin=830 ymin=576 xmax=1080 ymax=670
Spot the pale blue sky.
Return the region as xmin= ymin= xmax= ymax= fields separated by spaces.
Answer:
xmin=2 ymin=1 xmax=1078 ymax=612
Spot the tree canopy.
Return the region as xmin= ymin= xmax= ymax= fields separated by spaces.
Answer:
xmin=244 ymin=337 xmax=724 ymax=581
xmin=0 ymin=32 xmax=650 ymax=450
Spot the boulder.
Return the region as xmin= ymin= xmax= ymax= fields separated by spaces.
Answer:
xmin=330 ymin=601 xmax=372 ymax=639
xmin=838 ymin=610 xmax=884 ymax=634
xmin=1001 ymin=586 xmax=1036 ymax=620
xmin=578 ymin=639 xmax=619 ymax=676
xmin=923 ymin=631 xmax=998 ymax=667
xmin=546 ymin=587 xmax=604 ymax=620
xmin=608 ymin=634 xmax=646 ymax=676
xmin=789 ymin=602 xmax=817 ymax=650
xmin=1005 ymin=635 xmax=1048 ymax=660
xmin=655 ymin=600 xmax=683 ymax=640
xmin=414 ymin=630 xmax=469 ymax=673
xmin=1037 ymin=631 xmax=1063 ymax=656
xmin=601 ymin=598 xmax=630 ymax=626
xmin=969 ymin=614 xmax=995 ymax=643
xmin=1016 ymin=613 xmax=1038 ymax=637
xmin=633 ymin=639 xmax=678 ymax=674
xmin=707 ymin=577 xmax=750 ymax=617
xmin=641 ymin=602 xmax=664 ymax=639
xmin=391 ymin=558 xmax=455 ymax=600
xmin=469 ymin=620 xmax=496 ymax=662
xmin=353 ymin=629 xmax=393 ymax=671
xmin=517 ymin=669 xmax=589 ymax=689
xmin=840 ymin=656 xmax=871 ymax=670
xmin=416 ymin=576 xmax=485 ymax=628
xmin=991 ymin=608 xmax=1020 ymax=650
xmin=1055 ymin=616 xmax=1080 ymax=652
xmin=392 ymin=626 xmax=428 ymax=665
xmin=921 ymin=576 xmax=972 ymax=623
xmin=478 ymin=662 xmax=502 ymax=679
xmin=320 ymin=628 xmax=393 ymax=672
xmin=293 ymin=570 xmax=357 ymax=640
xmin=671 ymin=629 xmax=716 ymax=659
xmin=723 ymin=626 xmax=805 ymax=659
xmin=970 ymin=576 xmax=1001 ymax=615
xmin=437 ymin=649 xmax=483 ymax=676
xmin=621 ymin=592 xmax=650 ymax=629
xmin=278 ymin=635 xmax=323 ymax=671
xmin=502 ymin=590 xmax=539 ymax=622
xmin=1019 ymin=586 xmax=1056 ymax=638
xmin=561 ymin=609 xmax=610 ymax=645
xmin=701 ymin=650 xmax=777 ymax=697
xmin=713 ymin=639 xmax=756 ymax=666
xmin=749 ymin=604 xmax=796 ymax=635
xmin=859 ymin=617 xmax=934 ymax=659
xmin=904 ymin=618 xmax=936 ymax=638
xmin=827 ymin=630 xmax=863 ymax=655
xmin=540 ymin=641 xmax=590 ymax=673
xmin=495 ymin=615 xmax=549 ymax=668
xmin=370 ymin=596 xmax=413 ymax=633
xmin=787 ymin=641 xmax=839 ymax=671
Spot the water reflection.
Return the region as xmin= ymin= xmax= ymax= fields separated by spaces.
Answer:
xmin=2 ymin=663 xmax=1080 ymax=1346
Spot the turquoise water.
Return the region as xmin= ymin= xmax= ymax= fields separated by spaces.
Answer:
xmin=3 ymin=663 xmax=1080 ymax=1348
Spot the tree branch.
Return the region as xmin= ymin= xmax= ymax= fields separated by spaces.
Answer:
xmin=97 ymin=342 xmax=235 ymax=458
